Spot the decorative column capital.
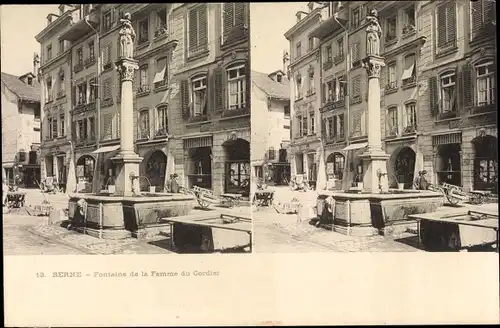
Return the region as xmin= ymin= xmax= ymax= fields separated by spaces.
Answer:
xmin=362 ymin=56 xmax=385 ymax=79
xmin=115 ymin=59 xmax=139 ymax=82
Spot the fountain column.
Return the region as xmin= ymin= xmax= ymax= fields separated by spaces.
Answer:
xmin=359 ymin=9 xmax=390 ymax=193
xmin=111 ymin=13 xmax=142 ymax=197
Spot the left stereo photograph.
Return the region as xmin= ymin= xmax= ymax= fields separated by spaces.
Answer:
xmin=2 ymin=3 xmax=252 ymax=255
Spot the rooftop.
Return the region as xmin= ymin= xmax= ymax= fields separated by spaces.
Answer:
xmin=252 ymin=70 xmax=290 ymax=100
xmin=1 ymin=72 xmax=41 ymax=103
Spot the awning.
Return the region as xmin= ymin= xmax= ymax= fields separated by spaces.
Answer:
xmin=92 ymin=145 xmax=120 ymax=154
xmin=401 ymin=64 xmax=415 ymax=80
xmin=341 ymin=142 xmax=368 ymax=151
xmin=153 ymin=63 xmax=167 ymax=83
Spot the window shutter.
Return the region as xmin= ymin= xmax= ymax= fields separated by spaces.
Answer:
xmin=213 ymin=67 xmax=225 ymax=112
xmin=180 ymin=79 xmax=190 ymax=119
xmin=189 ymin=8 xmax=198 ymax=48
xmin=447 ymin=3 xmax=456 ymax=43
xmin=116 ymin=111 xmax=121 ymax=139
xmin=437 ymin=5 xmax=447 ymax=47
xmin=462 ymin=63 xmax=473 ymax=108
xmin=343 ymin=76 xmax=348 ymax=96
xmin=199 ymin=5 xmax=208 ymax=47
xmin=71 ymin=85 xmax=76 ymax=106
xmin=102 ymin=113 xmax=113 ymax=139
xmin=235 ymin=3 xmax=245 ymax=29
xmin=223 ymin=3 xmax=234 ymax=35
xmin=471 ymin=0 xmax=483 ymax=32
xmin=321 ymin=117 xmax=326 ymax=139
xmin=428 ymin=76 xmax=439 ymax=116
xmin=352 ymin=76 xmax=361 ymax=96
xmin=107 ymin=44 xmax=112 ymax=64
xmin=484 ymin=0 xmax=495 ymax=25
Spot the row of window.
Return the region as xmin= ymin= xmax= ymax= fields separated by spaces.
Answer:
xmin=44 ymin=40 xmax=67 ymax=62
xmin=430 ymin=60 xmax=495 ymax=116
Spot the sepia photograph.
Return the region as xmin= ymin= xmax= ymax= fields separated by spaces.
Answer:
xmin=2 ymin=3 xmax=251 ymax=255
xmin=2 ymin=1 xmax=499 ymax=327
xmin=251 ymin=1 xmax=498 ymax=253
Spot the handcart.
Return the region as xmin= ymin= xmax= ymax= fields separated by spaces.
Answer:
xmin=440 ymin=182 xmax=492 ymax=205
xmin=191 ymin=185 xmax=242 ymax=209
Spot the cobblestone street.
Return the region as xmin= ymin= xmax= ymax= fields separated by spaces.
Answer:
xmin=253 ymin=187 xmax=498 ymax=253
xmin=3 ymin=188 xmax=251 ymax=255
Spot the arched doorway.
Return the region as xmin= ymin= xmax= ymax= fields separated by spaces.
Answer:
xmin=223 ymin=138 xmax=250 ymax=197
xmin=326 ymin=152 xmax=345 ymax=181
xmin=394 ymin=147 xmax=416 ymax=189
xmin=473 ymin=135 xmax=498 ymax=193
xmin=76 ymin=155 xmax=95 ymax=192
xmin=145 ymin=150 xmax=167 ymax=192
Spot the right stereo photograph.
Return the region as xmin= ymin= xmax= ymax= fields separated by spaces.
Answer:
xmin=250 ymin=1 xmax=498 ymax=253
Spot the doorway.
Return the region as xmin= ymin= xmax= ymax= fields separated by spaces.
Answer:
xmin=188 ymin=146 xmax=212 ymax=190
xmin=436 ymin=143 xmax=462 ymax=186
xmin=394 ymin=147 xmax=416 ymax=189
xmin=223 ymin=138 xmax=250 ymax=197
xmin=145 ymin=150 xmax=167 ymax=191
xmin=473 ymin=135 xmax=498 ymax=193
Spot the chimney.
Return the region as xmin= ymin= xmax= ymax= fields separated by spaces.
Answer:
xmin=33 ymin=53 xmax=40 ymax=78
xmin=282 ymin=50 xmax=290 ymax=76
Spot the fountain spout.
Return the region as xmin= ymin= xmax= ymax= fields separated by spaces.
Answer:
xmin=129 ymin=172 xmax=152 ymax=196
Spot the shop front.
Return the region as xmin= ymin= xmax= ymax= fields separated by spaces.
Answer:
xmin=432 ymin=132 xmax=463 ymax=187
xmin=223 ymin=137 xmax=250 ymax=197
xmin=183 ymin=136 xmax=213 ymax=191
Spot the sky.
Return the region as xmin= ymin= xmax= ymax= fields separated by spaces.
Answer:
xmin=251 ymin=2 xmax=308 ymax=74
xmin=1 ymin=4 xmax=59 ymax=76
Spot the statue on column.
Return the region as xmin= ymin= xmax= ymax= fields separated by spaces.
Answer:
xmin=366 ymin=9 xmax=382 ymax=56
xmin=119 ymin=12 xmax=136 ymax=59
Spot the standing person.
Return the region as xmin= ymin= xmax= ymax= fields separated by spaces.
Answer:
xmin=2 ymin=168 xmax=8 ymax=207
xmin=165 ymin=174 xmax=173 ymax=192
xmin=170 ymin=173 xmax=180 ymax=193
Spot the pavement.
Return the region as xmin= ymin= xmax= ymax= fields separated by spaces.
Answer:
xmin=3 ymin=188 xmax=251 ymax=255
xmin=253 ymin=186 xmax=499 ymax=253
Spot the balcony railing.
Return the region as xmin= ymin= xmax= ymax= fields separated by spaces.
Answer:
xmin=75 ymin=136 xmax=95 ymax=147
xmin=188 ymin=114 xmax=208 ymax=123
xmin=385 ymin=82 xmax=398 ymax=94
xmin=386 ymin=126 xmax=398 ymax=137
xmin=155 ymin=126 xmax=168 ymax=138
xmin=154 ymin=25 xmax=168 ymax=38
xmin=325 ymin=134 xmax=346 ymax=143
xmin=221 ymin=106 xmax=250 ymax=118
xmin=385 ymin=34 xmax=398 ymax=45
xmin=154 ymin=79 xmax=168 ymax=90
xmin=74 ymin=62 xmax=84 ymax=73
xmin=102 ymin=61 xmax=112 ymax=71
xmin=84 ymin=56 xmax=96 ymax=67
xmin=101 ymin=97 xmax=113 ymax=108
xmin=137 ymin=130 xmax=150 ymax=140
xmin=136 ymin=85 xmax=150 ymax=96
xmin=402 ymin=125 xmax=417 ymax=134
xmin=402 ymin=24 xmax=416 ymax=38
xmin=402 ymin=75 xmax=417 ymax=88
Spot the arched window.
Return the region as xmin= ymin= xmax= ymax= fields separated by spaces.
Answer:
xmin=190 ymin=74 xmax=207 ymax=116
xmin=327 ymin=153 xmax=345 ymax=180
xmin=439 ymin=71 xmax=456 ymax=114
xmin=475 ymin=59 xmax=495 ymax=106
xmin=386 ymin=106 xmax=398 ymax=136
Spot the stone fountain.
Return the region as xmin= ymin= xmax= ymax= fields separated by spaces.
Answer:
xmin=316 ymin=10 xmax=444 ymax=237
xmin=67 ymin=13 xmax=196 ymax=239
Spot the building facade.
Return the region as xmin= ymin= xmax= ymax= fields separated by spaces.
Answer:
xmin=35 ymin=5 xmax=75 ymax=190
xmin=251 ymin=69 xmax=291 ymax=187
xmin=37 ymin=3 xmax=250 ymax=196
xmin=291 ymin=0 xmax=496 ymax=192
xmin=1 ymin=59 xmax=42 ymax=187
xmin=171 ymin=3 xmax=250 ymax=197
xmin=285 ymin=2 xmax=323 ymax=189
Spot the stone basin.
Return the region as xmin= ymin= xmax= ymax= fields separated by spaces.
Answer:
xmin=316 ymin=189 xmax=445 ymax=236
xmin=67 ymin=192 xmax=196 ymax=239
